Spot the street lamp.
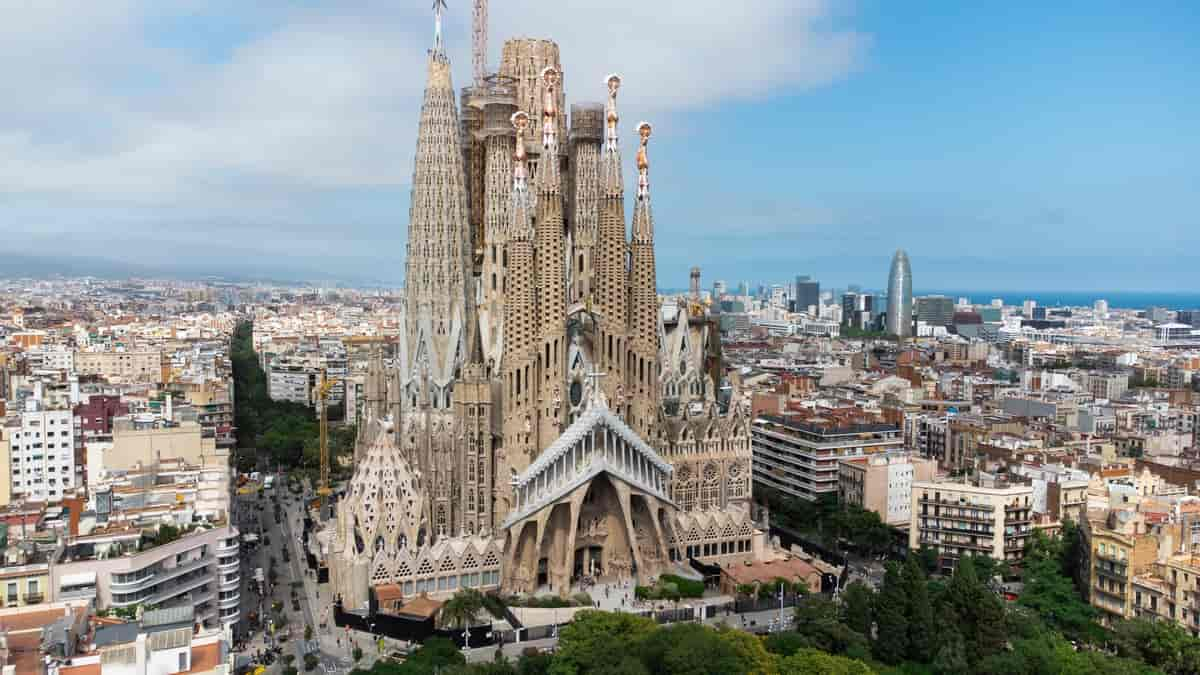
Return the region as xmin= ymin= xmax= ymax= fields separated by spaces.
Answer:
xmin=777 ymin=582 xmax=785 ymax=632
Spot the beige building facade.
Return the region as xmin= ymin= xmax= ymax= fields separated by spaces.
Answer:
xmin=839 ymin=452 xmax=936 ymax=526
xmin=75 ymin=350 xmax=164 ymax=384
xmin=909 ymin=480 xmax=1036 ymax=572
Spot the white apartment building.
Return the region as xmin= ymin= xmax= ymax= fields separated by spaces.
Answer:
xmin=9 ymin=403 xmax=77 ymax=502
xmin=267 ymin=365 xmax=317 ymax=406
xmin=839 ymin=452 xmax=937 ymax=526
xmin=52 ymin=524 xmax=242 ymax=632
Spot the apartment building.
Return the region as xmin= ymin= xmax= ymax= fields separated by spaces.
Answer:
xmin=838 ymin=452 xmax=937 ymax=526
xmin=58 ymin=606 xmax=230 ymax=675
xmin=8 ymin=403 xmax=77 ymax=502
xmin=753 ymin=416 xmax=903 ymax=502
xmin=86 ymin=420 xmax=217 ymax=486
xmin=75 ymin=350 xmax=164 ymax=384
xmin=1081 ymin=510 xmax=1171 ymax=626
xmin=0 ymin=544 xmax=50 ymax=607
xmin=52 ymin=523 xmax=241 ymax=631
xmin=267 ymin=361 xmax=318 ymax=407
xmin=909 ymin=480 xmax=1036 ymax=572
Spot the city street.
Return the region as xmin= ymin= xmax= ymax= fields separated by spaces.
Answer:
xmin=236 ymin=481 xmax=362 ymax=674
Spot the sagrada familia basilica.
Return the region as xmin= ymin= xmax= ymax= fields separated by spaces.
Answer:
xmin=329 ymin=6 xmax=764 ymax=610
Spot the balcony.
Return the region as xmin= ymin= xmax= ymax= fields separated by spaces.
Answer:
xmin=218 ymin=558 xmax=239 ymax=573
xmin=23 ymin=593 xmax=44 ymax=605
xmin=218 ymin=574 xmax=241 ymax=590
xmin=1094 ymin=583 xmax=1126 ymax=599
xmin=216 ymin=539 xmax=239 ymax=555
xmin=920 ymin=521 xmax=994 ymax=537
xmin=116 ymin=558 xmax=210 ymax=594
xmin=219 ymin=594 xmax=241 ymax=610
xmin=143 ymin=575 xmax=211 ymax=607
xmin=918 ymin=495 xmax=995 ymax=511
xmin=58 ymin=587 xmax=97 ymax=602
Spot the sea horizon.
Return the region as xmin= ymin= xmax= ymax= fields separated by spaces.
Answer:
xmin=914 ymin=290 xmax=1200 ymax=311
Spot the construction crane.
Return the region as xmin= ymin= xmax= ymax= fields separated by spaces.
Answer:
xmin=316 ymin=370 xmax=339 ymax=502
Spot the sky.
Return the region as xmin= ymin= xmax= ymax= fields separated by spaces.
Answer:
xmin=0 ymin=1 xmax=1196 ymax=290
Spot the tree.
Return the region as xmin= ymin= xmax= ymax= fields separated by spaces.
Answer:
xmin=352 ymin=646 xmax=363 ymax=663
xmin=931 ymin=629 xmax=967 ymax=675
xmin=872 ymin=562 xmax=908 ymax=664
xmin=401 ymin=637 xmax=467 ymax=672
xmin=764 ymin=632 xmax=811 ymax=657
xmin=1019 ymin=531 xmax=1101 ymax=644
xmin=779 ymin=648 xmax=875 ymax=675
xmin=550 ymin=611 xmax=657 ymax=675
xmin=1111 ymin=618 xmax=1200 ymax=675
xmin=442 ymin=588 xmax=486 ymax=629
xmin=736 ymin=584 xmax=756 ymax=597
xmin=939 ymin=556 xmax=1007 ymax=663
xmin=304 ymin=654 xmax=319 ymax=672
xmin=714 ymin=625 xmax=776 ymax=675
xmin=901 ymin=556 xmax=934 ymax=662
xmin=916 ymin=545 xmax=939 ymax=575
xmin=791 ymin=596 xmax=871 ymax=661
xmin=637 ymin=623 xmax=749 ymax=675
xmin=839 ymin=581 xmax=874 ymax=638
xmin=305 ymin=624 xmax=314 ymax=641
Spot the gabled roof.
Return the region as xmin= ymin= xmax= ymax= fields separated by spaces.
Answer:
xmin=502 ymin=400 xmax=674 ymax=528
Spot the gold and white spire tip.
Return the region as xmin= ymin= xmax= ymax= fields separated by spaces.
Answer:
xmin=636 ymin=121 xmax=653 ymax=199
xmin=604 ymin=74 xmax=622 ymax=152
xmin=511 ymin=111 xmax=530 ymax=190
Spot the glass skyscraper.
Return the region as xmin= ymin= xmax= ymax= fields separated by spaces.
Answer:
xmin=886 ymin=249 xmax=913 ymax=337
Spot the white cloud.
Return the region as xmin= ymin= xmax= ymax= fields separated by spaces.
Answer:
xmin=0 ymin=0 xmax=866 ymax=258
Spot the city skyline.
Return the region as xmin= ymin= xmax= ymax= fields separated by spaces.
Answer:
xmin=0 ymin=2 xmax=1196 ymax=289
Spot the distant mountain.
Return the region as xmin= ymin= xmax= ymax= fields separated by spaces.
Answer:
xmin=0 ymin=253 xmax=157 ymax=280
xmin=0 ymin=252 xmax=403 ymax=287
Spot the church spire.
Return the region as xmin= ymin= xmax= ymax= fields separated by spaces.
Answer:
xmin=536 ymin=66 xmax=562 ymax=193
xmin=432 ymin=0 xmax=448 ymax=58
xmin=627 ymin=121 xmax=659 ymax=436
xmin=403 ymin=17 xmax=471 ymax=387
xmin=601 ymin=74 xmax=623 ymax=196
xmin=632 ymin=122 xmax=654 ymax=242
xmin=509 ymin=111 xmax=533 ymax=241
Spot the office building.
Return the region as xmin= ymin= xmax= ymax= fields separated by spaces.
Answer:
xmin=841 ymin=293 xmax=876 ymax=331
xmin=793 ymin=276 xmax=820 ymax=314
xmin=886 ymin=250 xmax=913 ymax=338
xmin=916 ymin=295 xmax=955 ymax=328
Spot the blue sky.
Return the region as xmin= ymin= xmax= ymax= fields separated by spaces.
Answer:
xmin=0 ymin=1 xmax=1196 ymax=290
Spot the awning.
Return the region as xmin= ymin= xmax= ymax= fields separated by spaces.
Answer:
xmin=60 ymin=572 xmax=96 ymax=587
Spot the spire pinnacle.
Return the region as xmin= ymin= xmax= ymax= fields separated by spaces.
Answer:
xmin=604 ymin=74 xmax=622 ymax=152
xmin=536 ymin=66 xmax=562 ymax=193
xmin=540 ymin=66 xmax=560 ymax=151
xmin=510 ymin=111 xmax=534 ymax=241
xmin=432 ymin=0 xmax=448 ymax=57
xmin=511 ymin=111 xmax=530 ymax=191
xmin=636 ymin=122 xmax=652 ymax=200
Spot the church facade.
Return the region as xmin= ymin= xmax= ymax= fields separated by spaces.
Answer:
xmin=329 ymin=16 xmax=762 ymax=611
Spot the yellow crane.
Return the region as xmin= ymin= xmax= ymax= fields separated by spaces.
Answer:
xmin=316 ymin=370 xmax=339 ymax=501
